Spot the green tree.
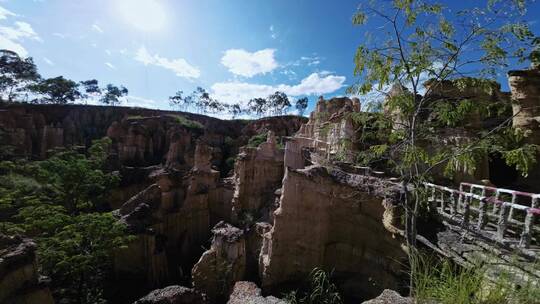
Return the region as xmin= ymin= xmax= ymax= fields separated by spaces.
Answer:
xmin=0 ymin=50 xmax=41 ymax=102
xmin=349 ymin=0 xmax=538 ymax=293
xmin=295 ymin=97 xmax=309 ymax=116
xmin=268 ymin=91 xmax=291 ymax=116
xmin=228 ymin=103 xmax=243 ymax=118
xmin=248 ymin=97 xmax=268 ymax=117
xmin=80 ymin=79 xmax=101 ymax=105
xmin=0 ymin=138 xmax=129 ymax=303
xmin=29 ymin=76 xmax=81 ymax=104
xmin=169 ymin=90 xmax=186 ymax=110
xmin=100 ymin=84 xmax=128 ymax=106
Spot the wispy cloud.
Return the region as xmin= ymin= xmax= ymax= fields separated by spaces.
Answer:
xmin=134 ymin=46 xmax=201 ymax=79
xmin=270 ymin=25 xmax=277 ymax=39
xmin=0 ymin=19 xmax=41 ymax=57
xmin=43 ymin=57 xmax=54 ymax=66
xmin=105 ymin=62 xmax=116 ymax=70
xmin=221 ymin=48 xmax=278 ymax=78
xmin=53 ymin=32 xmax=66 ymax=39
xmin=211 ymin=72 xmax=346 ymax=105
xmin=92 ymin=23 xmax=103 ymax=33
xmin=0 ymin=5 xmax=16 ymax=20
xmin=300 ymin=55 xmax=321 ymax=66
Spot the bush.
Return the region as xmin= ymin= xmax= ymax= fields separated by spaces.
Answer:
xmin=247 ymin=133 xmax=268 ymax=148
xmin=168 ymin=114 xmax=204 ymax=129
xmin=283 ymin=268 xmax=343 ymax=304
xmin=412 ymin=253 xmax=540 ymax=304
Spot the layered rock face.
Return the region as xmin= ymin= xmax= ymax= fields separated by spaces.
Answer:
xmin=0 ymin=103 xmax=306 ymax=164
xmin=231 ymin=131 xmax=284 ymax=223
xmin=133 ymin=285 xmax=208 ymax=304
xmin=259 ymin=166 xmax=407 ymax=300
xmin=227 ymin=281 xmax=285 ymax=304
xmin=113 ymin=143 xmax=231 ymax=301
xmin=361 ymin=289 xmax=411 ymax=304
xmin=192 ymin=222 xmax=246 ymax=302
xmin=293 ymin=96 xmax=360 ymax=163
xmin=508 ymin=65 xmax=540 ymax=190
xmin=0 ymin=235 xmax=54 ymax=304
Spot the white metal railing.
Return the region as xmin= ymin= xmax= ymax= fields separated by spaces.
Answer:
xmin=424 ymin=182 xmax=540 ymax=248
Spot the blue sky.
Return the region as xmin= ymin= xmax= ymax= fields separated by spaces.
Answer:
xmin=0 ymin=0 xmax=539 ymax=116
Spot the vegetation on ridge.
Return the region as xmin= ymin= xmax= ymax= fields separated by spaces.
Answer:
xmin=0 ymin=138 xmax=132 ymax=304
xmin=349 ymin=0 xmax=539 ymax=293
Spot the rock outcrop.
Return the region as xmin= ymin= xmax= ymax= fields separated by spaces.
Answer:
xmin=260 ymin=166 xmax=407 ymax=301
xmin=133 ymin=285 xmax=208 ymax=304
xmin=114 ymin=142 xmax=231 ymax=301
xmin=227 ymin=281 xmax=285 ymax=304
xmin=361 ymin=289 xmax=412 ymax=304
xmin=0 ymin=235 xmax=54 ymax=304
xmin=508 ymin=65 xmax=540 ymax=190
xmin=192 ymin=222 xmax=246 ymax=302
xmin=231 ymin=131 xmax=284 ymax=224
xmin=291 ymin=96 xmax=360 ymax=163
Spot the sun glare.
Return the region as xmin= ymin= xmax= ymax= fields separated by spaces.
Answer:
xmin=114 ymin=0 xmax=168 ymax=33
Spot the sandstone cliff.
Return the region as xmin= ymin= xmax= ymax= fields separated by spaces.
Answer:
xmin=0 ymin=235 xmax=54 ymax=304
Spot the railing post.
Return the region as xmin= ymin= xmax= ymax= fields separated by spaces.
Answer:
xmin=457 ymin=183 xmax=464 ymax=212
xmin=497 ymin=201 xmax=511 ymax=242
xmin=462 ymin=195 xmax=471 ymax=229
xmin=492 ymin=191 xmax=501 ymax=215
xmin=519 ymin=197 xmax=539 ymax=248
xmin=477 ymin=187 xmax=488 ymax=230
xmin=440 ymin=190 xmax=446 ymax=214
xmin=450 ymin=191 xmax=458 ymax=216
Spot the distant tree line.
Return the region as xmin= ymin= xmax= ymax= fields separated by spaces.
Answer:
xmin=0 ymin=49 xmax=309 ymax=117
xmin=169 ymin=88 xmax=308 ymax=118
xmin=0 ymin=50 xmax=128 ymax=105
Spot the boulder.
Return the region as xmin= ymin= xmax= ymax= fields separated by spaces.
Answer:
xmin=227 ymin=281 xmax=285 ymax=304
xmin=134 ymin=285 xmax=208 ymax=304
xmin=361 ymin=289 xmax=412 ymax=304
xmin=0 ymin=235 xmax=54 ymax=304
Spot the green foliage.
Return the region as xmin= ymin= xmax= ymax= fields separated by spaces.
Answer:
xmin=348 ymin=3 xmax=539 ymax=290
xmin=28 ymin=76 xmax=81 ymax=104
xmin=295 ymin=97 xmax=309 ymax=116
xmin=0 ymin=138 xmax=131 ymax=304
xmin=412 ymin=253 xmax=540 ymax=304
xmin=0 ymin=49 xmax=40 ymax=102
xmin=167 ymin=114 xmax=204 ymax=129
xmin=100 ymin=84 xmax=128 ymax=106
xmin=247 ymin=133 xmax=268 ymax=148
xmin=283 ymin=268 xmax=343 ymax=304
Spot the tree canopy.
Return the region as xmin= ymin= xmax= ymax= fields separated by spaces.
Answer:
xmin=0 ymin=50 xmax=40 ymax=102
xmin=348 ymin=0 xmax=539 ymax=290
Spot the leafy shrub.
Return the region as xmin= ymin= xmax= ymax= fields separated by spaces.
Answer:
xmin=283 ymin=268 xmax=343 ymax=304
xmin=247 ymin=133 xmax=268 ymax=148
xmin=412 ymin=253 xmax=540 ymax=304
xmin=168 ymin=114 xmax=204 ymax=129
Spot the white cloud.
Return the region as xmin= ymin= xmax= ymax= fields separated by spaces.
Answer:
xmin=211 ymin=72 xmax=346 ymax=105
xmin=0 ymin=5 xmax=16 ymax=20
xmin=221 ymin=48 xmax=278 ymax=78
xmin=300 ymin=55 xmax=321 ymax=66
xmin=92 ymin=23 xmax=103 ymax=33
xmin=0 ymin=21 xmax=41 ymax=41
xmin=124 ymin=95 xmax=159 ymax=108
xmin=53 ymin=32 xmax=66 ymax=39
xmin=105 ymin=62 xmax=116 ymax=69
xmin=134 ymin=46 xmax=201 ymax=79
xmin=43 ymin=57 xmax=54 ymax=65
xmin=0 ymin=21 xmax=41 ymax=57
xmin=270 ymin=25 xmax=277 ymax=39
xmin=81 ymin=95 xmax=160 ymax=109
